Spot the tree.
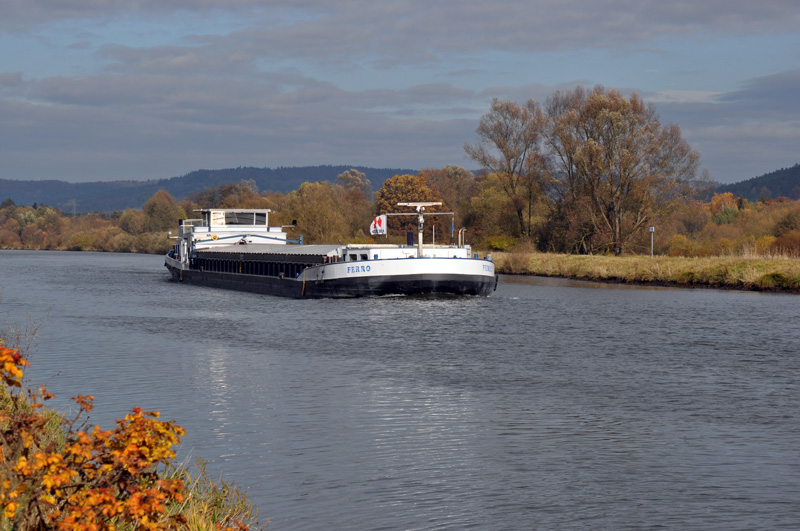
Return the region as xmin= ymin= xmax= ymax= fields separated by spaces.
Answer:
xmin=375 ymin=174 xmax=437 ymax=213
xmin=545 ymin=86 xmax=705 ymax=255
xmin=118 ymin=209 xmax=149 ymax=235
xmin=217 ymin=180 xmax=269 ymax=209
xmin=708 ymin=192 xmax=739 ymax=216
xmin=284 ymin=181 xmax=349 ymax=243
xmin=463 ymin=173 xmax=520 ymax=247
xmin=419 ymin=166 xmax=477 ymax=228
xmin=0 ymin=218 xmax=22 ymax=248
xmin=188 ymin=180 xmax=267 ymax=209
xmin=143 ymin=190 xmax=186 ymax=232
xmin=464 ymin=98 xmax=546 ymax=238
xmin=375 ymin=174 xmax=437 ymax=234
xmin=188 ymin=186 xmax=221 ymax=208
xmin=337 ymin=169 xmax=373 ymax=199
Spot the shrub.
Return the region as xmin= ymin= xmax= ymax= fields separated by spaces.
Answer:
xmin=106 ymin=232 xmax=136 ymax=253
xmin=716 ymin=237 xmax=736 ymax=256
xmin=484 ymin=234 xmax=516 ymax=251
xmin=771 ymin=230 xmax=800 ymax=257
xmin=118 ymin=209 xmax=149 ymax=236
xmin=667 ymin=234 xmax=693 ymax=257
xmin=773 ymin=209 xmax=800 ymax=236
xmin=65 ymin=232 xmax=93 ymax=251
xmin=0 ymin=343 xmax=258 ymax=531
xmin=754 ymin=235 xmax=777 ymax=256
xmin=134 ymin=233 xmax=172 ymax=254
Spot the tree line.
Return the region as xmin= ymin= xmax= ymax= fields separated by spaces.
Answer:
xmin=1 ymin=85 xmax=799 ymax=258
xmin=2 ymin=174 xmax=800 ymax=259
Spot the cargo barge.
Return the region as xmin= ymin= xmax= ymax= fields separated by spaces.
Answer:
xmin=165 ymin=206 xmax=497 ymax=298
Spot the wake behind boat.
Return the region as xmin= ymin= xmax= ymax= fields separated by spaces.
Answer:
xmin=165 ymin=204 xmax=497 ymax=298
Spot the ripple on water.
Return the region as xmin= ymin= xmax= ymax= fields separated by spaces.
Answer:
xmin=2 ymin=253 xmax=799 ymax=530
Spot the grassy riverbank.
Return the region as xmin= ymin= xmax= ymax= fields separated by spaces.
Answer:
xmin=494 ymin=252 xmax=800 ymax=292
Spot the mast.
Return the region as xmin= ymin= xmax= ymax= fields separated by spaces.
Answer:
xmin=397 ymin=202 xmax=442 ymax=257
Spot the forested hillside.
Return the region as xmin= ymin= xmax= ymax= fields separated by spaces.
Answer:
xmin=0 ymin=165 xmax=414 ymax=213
xmin=4 ymin=161 xmax=799 ymax=214
xmin=716 ymin=164 xmax=800 ymax=201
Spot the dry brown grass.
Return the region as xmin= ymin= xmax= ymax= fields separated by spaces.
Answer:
xmin=494 ymin=251 xmax=800 ymax=292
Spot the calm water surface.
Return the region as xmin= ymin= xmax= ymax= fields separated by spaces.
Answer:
xmin=1 ymin=250 xmax=799 ymax=530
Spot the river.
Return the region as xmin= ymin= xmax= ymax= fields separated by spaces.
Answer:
xmin=1 ymin=250 xmax=798 ymax=529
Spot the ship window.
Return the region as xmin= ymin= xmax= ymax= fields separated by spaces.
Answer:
xmin=360 ymin=254 xmax=368 ymax=261
xmin=223 ymin=212 xmax=267 ymax=225
xmin=224 ymin=212 xmax=248 ymax=225
xmin=350 ymin=254 xmax=358 ymax=261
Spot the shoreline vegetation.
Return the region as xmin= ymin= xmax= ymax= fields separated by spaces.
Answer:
xmin=0 ymin=336 xmax=262 ymax=531
xmin=495 ymin=252 xmax=800 ymax=293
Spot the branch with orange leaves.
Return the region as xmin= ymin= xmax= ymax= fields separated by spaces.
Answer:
xmin=1 ymin=343 xmax=257 ymax=531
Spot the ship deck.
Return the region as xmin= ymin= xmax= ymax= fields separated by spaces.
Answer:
xmin=195 ymin=243 xmax=342 ymax=263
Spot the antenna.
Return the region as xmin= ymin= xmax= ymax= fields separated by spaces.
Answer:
xmin=396 ymin=202 xmax=442 ymax=257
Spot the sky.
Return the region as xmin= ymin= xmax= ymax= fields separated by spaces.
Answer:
xmin=1 ymin=1 xmax=799 ymax=184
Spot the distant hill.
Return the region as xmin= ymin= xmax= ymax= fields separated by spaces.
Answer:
xmin=7 ymin=163 xmax=798 ymax=213
xmin=716 ymin=164 xmax=800 ymax=201
xmin=0 ymin=165 xmax=415 ymax=213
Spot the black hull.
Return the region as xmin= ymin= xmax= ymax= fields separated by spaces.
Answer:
xmin=166 ymin=263 xmax=496 ymax=298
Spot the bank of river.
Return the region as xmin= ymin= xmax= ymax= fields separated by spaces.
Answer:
xmin=494 ymin=251 xmax=800 ymax=292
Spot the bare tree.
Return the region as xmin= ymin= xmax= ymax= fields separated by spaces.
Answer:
xmin=464 ymin=98 xmax=546 ymax=238
xmin=337 ymin=169 xmax=373 ymax=199
xmin=545 ymin=86 xmax=705 ymax=254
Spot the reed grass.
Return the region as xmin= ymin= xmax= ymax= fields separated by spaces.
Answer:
xmin=161 ymin=458 xmax=262 ymax=531
xmin=494 ymin=252 xmax=800 ymax=292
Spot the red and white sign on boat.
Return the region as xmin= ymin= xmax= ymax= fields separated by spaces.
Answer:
xmin=370 ymin=214 xmax=387 ymax=235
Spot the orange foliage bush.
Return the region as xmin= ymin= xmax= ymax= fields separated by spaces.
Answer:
xmin=0 ymin=345 xmax=250 ymax=531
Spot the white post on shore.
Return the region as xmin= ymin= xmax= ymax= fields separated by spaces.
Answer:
xmin=649 ymin=225 xmax=655 ymax=260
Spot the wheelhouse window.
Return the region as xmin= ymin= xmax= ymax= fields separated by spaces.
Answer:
xmin=224 ymin=212 xmax=267 ymax=225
